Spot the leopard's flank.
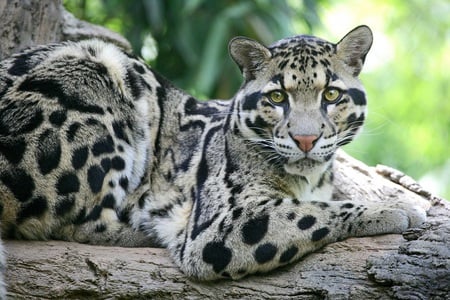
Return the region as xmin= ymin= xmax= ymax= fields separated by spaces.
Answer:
xmin=0 ymin=25 xmax=429 ymax=286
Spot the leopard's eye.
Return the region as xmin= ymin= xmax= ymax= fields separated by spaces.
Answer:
xmin=268 ymin=90 xmax=286 ymax=103
xmin=323 ymin=88 xmax=342 ymax=102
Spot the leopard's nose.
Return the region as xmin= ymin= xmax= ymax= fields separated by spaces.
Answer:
xmin=293 ymin=135 xmax=318 ymax=153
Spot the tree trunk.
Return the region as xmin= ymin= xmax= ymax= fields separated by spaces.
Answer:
xmin=0 ymin=0 xmax=130 ymax=60
xmin=1 ymin=1 xmax=449 ymax=299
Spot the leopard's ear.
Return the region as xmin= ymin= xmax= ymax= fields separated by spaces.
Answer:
xmin=336 ymin=25 xmax=373 ymax=76
xmin=229 ymin=37 xmax=272 ymax=80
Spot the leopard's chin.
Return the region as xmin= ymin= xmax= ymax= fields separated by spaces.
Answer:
xmin=283 ymin=158 xmax=326 ymax=176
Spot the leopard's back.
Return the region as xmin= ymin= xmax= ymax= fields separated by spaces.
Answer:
xmin=0 ymin=40 xmax=160 ymax=243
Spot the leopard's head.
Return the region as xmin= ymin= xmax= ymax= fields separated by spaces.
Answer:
xmin=229 ymin=25 xmax=372 ymax=176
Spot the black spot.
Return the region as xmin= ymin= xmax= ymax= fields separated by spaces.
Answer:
xmin=253 ymin=115 xmax=270 ymax=130
xmin=17 ymin=196 xmax=48 ymax=223
xmin=118 ymin=208 xmax=130 ymax=223
xmin=112 ymin=121 xmax=130 ymax=144
xmin=341 ymin=203 xmax=354 ymax=209
xmin=133 ymin=63 xmax=146 ymax=74
xmin=278 ymin=59 xmax=289 ymax=70
xmin=258 ymin=199 xmax=269 ymax=206
xmin=230 ymin=184 xmax=243 ymax=195
xmin=348 ymin=88 xmax=366 ymax=106
xmin=37 ymin=129 xmax=61 ymax=175
xmin=73 ymin=207 xmax=87 ymax=225
xmin=270 ymin=74 xmax=285 ymax=88
xmin=0 ymin=105 xmax=43 ymax=135
xmin=86 ymin=205 xmax=102 ymax=221
xmin=72 ymin=146 xmax=89 ymax=170
xmin=0 ymin=137 xmax=26 ymax=164
xmin=49 ymin=110 xmax=67 ymax=126
xmin=119 ymin=177 xmax=128 ymax=190
xmin=92 ymin=135 xmax=115 ymax=156
xmin=190 ymin=212 xmax=220 ymax=241
xmin=244 ymin=117 xmax=268 ymax=137
xmin=190 ymin=125 xmax=222 ymax=240
xmin=126 ymin=67 xmax=143 ymax=99
xmin=95 ymin=224 xmax=107 ymax=233
xmin=56 ymin=173 xmax=80 ymax=195
xmin=274 ymin=199 xmax=283 ymax=206
xmin=184 ymin=97 xmax=197 ymax=113
xmin=184 ymin=97 xmax=221 ymax=117
xmin=0 ymin=77 xmax=12 ymax=99
xmin=287 ymin=212 xmax=296 ymax=221
xmin=312 ymin=201 xmax=330 ymax=210
xmin=150 ymin=208 xmax=169 ymax=217
xmin=242 ymin=214 xmax=269 ymax=245
xmin=254 ymin=243 xmax=278 ymax=264
xmin=111 ymin=156 xmax=125 ymax=170
xmin=202 ymin=241 xmax=232 ymax=273
xmin=317 ymin=173 xmax=326 ymax=188
xmin=67 ymin=122 xmax=81 ymax=142
xmin=85 ymin=118 xmax=103 ymax=127
xmin=232 ymin=207 xmax=243 ymax=220
xmin=0 ymin=169 xmax=35 ymax=202
xmin=18 ymin=77 xmax=104 ymax=114
xmin=86 ymin=46 xmax=96 ymax=56
xmin=55 ymin=195 xmax=75 ymax=216
xmin=152 ymin=81 xmax=166 ymax=157
xmin=242 ymin=92 xmax=261 ymax=110
xmin=347 ymin=224 xmax=353 ymax=233
xmin=196 ymin=150 xmax=209 ymax=190
xmin=279 ymin=245 xmax=299 ymax=263
xmin=342 ymin=212 xmax=352 ymax=222
xmin=312 ymin=227 xmax=330 ymax=242
xmin=101 ymin=194 xmax=116 ymax=209
xmin=297 ymin=215 xmax=316 ymax=230
xmin=8 ymin=53 xmax=33 ymax=76
xmin=100 ymin=158 xmax=111 ymax=172
xmin=87 ymin=165 xmax=105 ymax=193
xmin=138 ymin=191 xmax=149 ymax=209
xmin=347 ymin=113 xmax=357 ymax=125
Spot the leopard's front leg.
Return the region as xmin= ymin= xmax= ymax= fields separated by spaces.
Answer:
xmin=174 ymin=197 xmax=429 ymax=280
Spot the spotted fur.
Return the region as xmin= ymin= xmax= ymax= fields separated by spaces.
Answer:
xmin=0 ymin=26 xmax=429 ymax=287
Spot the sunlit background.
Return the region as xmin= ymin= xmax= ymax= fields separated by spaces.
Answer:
xmin=64 ymin=0 xmax=450 ymax=199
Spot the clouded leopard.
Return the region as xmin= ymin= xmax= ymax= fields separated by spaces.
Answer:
xmin=0 ymin=25 xmax=429 ymax=286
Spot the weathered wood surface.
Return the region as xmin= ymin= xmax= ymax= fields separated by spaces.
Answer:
xmin=1 ymin=1 xmax=449 ymax=299
xmin=4 ymin=151 xmax=449 ymax=299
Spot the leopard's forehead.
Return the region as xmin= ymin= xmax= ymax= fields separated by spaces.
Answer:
xmin=269 ymin=35 xmax=335 ymax=54
xmin=266 ymin=35 xmax=337 ymax=90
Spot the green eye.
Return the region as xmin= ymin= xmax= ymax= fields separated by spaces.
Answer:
xmin=269 ymin=90 xmax=286 ymax=103
xmin=323 ymin=88 xmax=342 ymax=102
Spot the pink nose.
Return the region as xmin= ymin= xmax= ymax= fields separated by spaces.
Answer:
xmin=293 ymin=135 xmax=318 ymax=153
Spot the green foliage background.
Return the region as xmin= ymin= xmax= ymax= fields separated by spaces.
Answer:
xmin=64 ymin=0 xmax=449 ymax=199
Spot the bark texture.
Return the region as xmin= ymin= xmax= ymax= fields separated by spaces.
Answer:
xmin=1 ymin=1 xmax=449 ymax=299
xmin=0 ymin=0 xmax=130 ymax=60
